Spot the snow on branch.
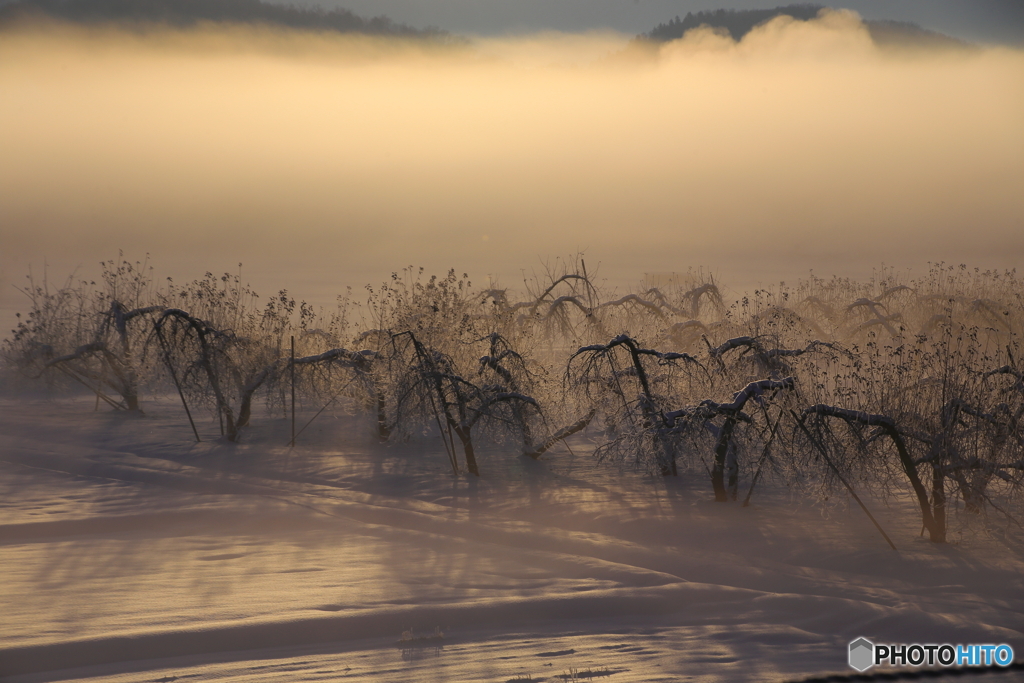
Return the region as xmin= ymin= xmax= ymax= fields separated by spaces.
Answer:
xmin=660 ymin=377 xmax=793 ymax=432
xmin=851 ymin=315 xmax=902 ymax=337
xmin=984 ymin=365 xmax=1024 ymax=388
xmin=572 ymin=333 xmax=694 ymax=361
xmin=118 ymin=304 xmax=165 ymax=323
xmin=713 ymin=377 xmax=795 ymax=414
xmin=533 ymin=274 xmax=593 ymax=306
xmin=681 ymin=283 xmax=723 ymax=319
xmin=525 ymin=409 xmax=596 ymax=459
xmin=541 ymin=296 xmax=592 ymax=319
xmin=708 ymin=336 xmax=763 ymax=359
xmin=763 ymin=340 xmax=843 ymax=359
xmin=847 ymin=297 xmax=890 ymax=317
xmin=641 ymin=288 xmax=685 ymax=316
xmin=596 ymin=294 xmax=667 ymax=319
xmin=802 ymin=404 xmax=896 ymax=429
xmin=292 ymin=347 xmax=375 ymax=370
xmin=634 ymin=348 xmax=703 ymax=366
xmin=44 ymin=341 xmax=110 ymax=368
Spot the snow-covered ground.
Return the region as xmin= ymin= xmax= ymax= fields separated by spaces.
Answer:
xmin=1 ymin=396 xmax=1023 ymax=682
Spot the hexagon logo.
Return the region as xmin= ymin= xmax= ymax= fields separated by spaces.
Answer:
xmin=849 ymin=637 xmax=874 ymax=672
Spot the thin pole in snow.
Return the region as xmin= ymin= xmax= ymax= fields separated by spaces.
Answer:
xmin=293 ymin=376 xmax=356 ymax=444
xmin=156 ymin=325 xmax=200 ymax=442
xmin=792 ymin=411 xmax=898 ymax=552
xmin=54 ymin=364 xmax=123 ymax=411
xmin=742 ymin=408 xmax=781 ymax=508
xmin=290 ymin=335 xmax=296 ymax=447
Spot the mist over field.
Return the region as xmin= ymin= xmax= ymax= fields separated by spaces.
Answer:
xmin=1 ymin=8 xmax=1022 ymax=328
xmin=4 ymin=9 xmax=1024 ymax=680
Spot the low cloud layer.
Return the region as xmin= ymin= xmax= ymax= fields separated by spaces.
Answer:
xmin=1 ymin=10 xmax=1022 ymax=324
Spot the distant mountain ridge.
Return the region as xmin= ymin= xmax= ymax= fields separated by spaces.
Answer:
xmin=642 ymin=4 xmax=971 ymax=50
xmin=0 ymin=0 xmax=974 ymax=50
xmin=0 ymin=0 xmax=445 ymax=37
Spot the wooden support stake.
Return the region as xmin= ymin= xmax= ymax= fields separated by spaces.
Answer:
xmin=742 ymin=410 xmax=781 ymax=507
xmin=155 ymin=326 xmax=200 ymax=442
xmin=290 ymin=335 xmax=296 ymax=447
xmin=793 ymin=411 xmax=898 ymax=552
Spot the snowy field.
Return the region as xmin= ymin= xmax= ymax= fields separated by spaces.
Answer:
xmin=2 ymin=395 xmax=1023 ymax=682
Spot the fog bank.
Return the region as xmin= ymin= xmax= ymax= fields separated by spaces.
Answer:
xmin=2 ymin=11 xmax=1023 ymax=331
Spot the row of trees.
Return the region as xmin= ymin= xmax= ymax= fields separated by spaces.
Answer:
xmin=4 ymin=257 xmax=1023 ymax=543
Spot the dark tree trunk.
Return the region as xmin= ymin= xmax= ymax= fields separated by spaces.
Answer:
xmin=726 ymin=441 xmax=739 ymax=500
xmin=376 ymin=391 xmax=390 ymax=441
xmin=712 ymin=417 xmax=737 ymax=502
xmin=237 ymin=393 xmax=254 ymax=429
xmin=124 ymin=391 xmax=140 ymax=412
xmin=884 ymin=425 xmax=941 ymax=542
xmin=453 ymin=423 xmax=479 ymax=476
xmin=931 ymin=465 xmax=947 ymax=544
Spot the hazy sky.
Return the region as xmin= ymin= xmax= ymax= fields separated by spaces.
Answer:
xmin=1 ymin=7 xmax=1023 ymax=335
